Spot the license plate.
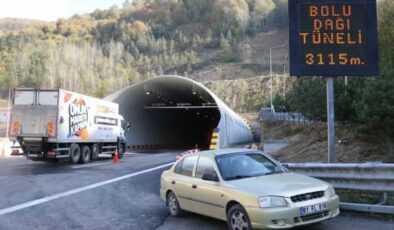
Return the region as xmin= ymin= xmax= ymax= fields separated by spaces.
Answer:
xmin=300 ymin=203 xmax=327 ymax=215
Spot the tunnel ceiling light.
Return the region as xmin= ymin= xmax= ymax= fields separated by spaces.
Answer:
xmin=202 ymin=103 xmax=217 ymax=107
xmin=144 ymin=84 xmax=152 ymax=95
xmin=199 ymin=95 xmax=211 ymax=104
xmin=144 ymin=84 xmax=174 ymax=103
xmin=152 ymin=103 xmax=167 ymax=107
xmin=192 ymin=82 xmax=198 ymax=95
xmin=177 ymin=103 xmax=191 ymax=107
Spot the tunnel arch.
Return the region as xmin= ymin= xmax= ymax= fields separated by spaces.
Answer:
xmin=105 ymin=75 xmax=253 ymax=150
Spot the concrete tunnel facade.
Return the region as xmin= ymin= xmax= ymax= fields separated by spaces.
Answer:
xmin=105 ymin=75 xmax=254 ymax=150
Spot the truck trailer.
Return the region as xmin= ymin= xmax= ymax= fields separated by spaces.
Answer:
xmin=9 ymin=88 xmax=129 ymax=163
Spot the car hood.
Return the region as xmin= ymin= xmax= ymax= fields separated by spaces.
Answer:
xmin=224 ymin=172 xmax=328 ymax=197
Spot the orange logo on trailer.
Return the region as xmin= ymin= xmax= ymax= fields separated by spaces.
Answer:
xmin=68 ymin=98 xmax=89 ymax=140
xmin=64 ymin=93 xmax=72 ymax=103
xmin=46 ymin=122 xmax=55 ymax=137
xmin=12 ymin=121 xmax=20 ymax=135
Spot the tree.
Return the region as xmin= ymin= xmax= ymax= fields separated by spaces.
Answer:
xmin=205 ymin=29 xmax=212 ymax=45
xmin=287 ymin=77 xmax=326 ymax=120
xmin=123 ymin=0 xmax=132 ymax=8
xmin=126 ymin=21 xmax=147 ymax=40
xmin=353 ymin=0 xmax=394 ymax=140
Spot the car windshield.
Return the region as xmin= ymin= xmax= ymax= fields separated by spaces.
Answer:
xmin=215 ymin=152 xmax=285 ymax=181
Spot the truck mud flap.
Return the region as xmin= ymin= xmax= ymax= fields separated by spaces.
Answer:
xmin=27 ymin=153 xmax=43 ymax=159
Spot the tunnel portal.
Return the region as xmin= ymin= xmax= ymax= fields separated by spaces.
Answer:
xmin=106 ymin=76 xmax=253 ymax=150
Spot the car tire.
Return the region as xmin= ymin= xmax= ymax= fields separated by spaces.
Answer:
xmin=91 ymin=144 xmax=100 ymax=160
xmin=166 ymin=191 xmax=184 ymax=217
xmin=69 ymin=144 xmax=81 ymax=164
xmin=80 ymin=145 xmax=91 ymax=164
xmin=227 ymin=204 xmax=252 ymax=230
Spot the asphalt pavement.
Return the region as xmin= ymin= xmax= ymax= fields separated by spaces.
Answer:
xmin=0 ymin=146 xmax=392 ymax=230
xmin=0 ymin=151 xmax=174 ymax=230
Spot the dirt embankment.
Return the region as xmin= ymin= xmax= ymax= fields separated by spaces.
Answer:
xmin=266 ymin=120 xmax=393 ymax=163
xmin=242 ymin=113 xmax=394 ymax=163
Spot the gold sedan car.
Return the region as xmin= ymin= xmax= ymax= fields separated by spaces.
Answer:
xmin=160 ymin=149 xmax=340 ymax=229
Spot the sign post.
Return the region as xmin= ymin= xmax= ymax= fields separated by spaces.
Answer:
xmin=326 ymin=77 xmax=335 ymax=163
xmin=288 ymin=0 xmax=379 ymax=162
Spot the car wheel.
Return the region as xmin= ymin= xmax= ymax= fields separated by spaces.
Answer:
xmin=91 ymin=144 xmax=100 ymax=160
xmin=69 ymin=144 xmax=81 ymax=164
xmin=80 ymin=145 xmax=91 ymax=164
xmin=227 ymin=204 xmax=252 ymax=230
xmin=166 ymin=191 xmax=184 ymax=217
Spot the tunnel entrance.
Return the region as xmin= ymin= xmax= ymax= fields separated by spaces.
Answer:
xmin=107 ymin=75 xmax=254 ymax=150
xmin=111 ymin=76 xmax=221 ymax=150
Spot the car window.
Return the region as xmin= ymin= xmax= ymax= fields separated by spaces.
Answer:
xmin=174 ymin=159 xmax=183 ymax=174
xmin=195 ymin=157 xmax=217 ymax=179
xmin=215 ymin=152 xmax=284 ymax=180
xmin=179 ymin=156 xmax=198 ymax=177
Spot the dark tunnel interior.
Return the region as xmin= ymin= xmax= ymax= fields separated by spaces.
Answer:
xmin=113 ymin=77 xmax=221 ymax=150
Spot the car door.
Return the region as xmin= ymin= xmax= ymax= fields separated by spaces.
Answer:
xmin=170 ymin=155 xmax=198 ymax=211
xmin=188 ymin=156 xmax=227 ymax=220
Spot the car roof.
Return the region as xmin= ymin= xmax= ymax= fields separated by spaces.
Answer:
xmin=193 ymin=148 xmax=263 ymax=158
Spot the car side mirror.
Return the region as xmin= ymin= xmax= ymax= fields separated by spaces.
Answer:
xmin=125 ymin=122 xmax=130 ymax=132
xmin=202 ymin=173 xmax=219 ymax=182
xmin=280 ymin=163 xmax=289 ymax=172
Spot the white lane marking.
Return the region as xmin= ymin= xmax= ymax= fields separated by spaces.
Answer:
xmin=71 ymin=162 xmax=113 ymax=169
xmin=0 ymin=156 xmax=23 ymax=159
xmin=8 ymin=162 xmax=43 ymax=166
xmin=0 ymin=162 xmax=174 ymax=216
xmin=0 ymin=166 xmax=36 ymax=172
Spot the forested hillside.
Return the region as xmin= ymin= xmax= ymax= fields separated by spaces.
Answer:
xmin=0 ymin=18 xmax=47 ymax=33
xmin=0 ymin=0 xmax=288 ymax=97
xmin=0 ymin=0 xmax=392 ymax=144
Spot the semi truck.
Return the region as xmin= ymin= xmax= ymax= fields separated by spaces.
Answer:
xmin=9 ymin=88 xmax=129 ymax=163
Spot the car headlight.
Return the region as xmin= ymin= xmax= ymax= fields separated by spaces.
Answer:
xmin=258 ymin=196 xmax=288 ymax=208
xmin=327 ymin=185 xmax=336 ymax=197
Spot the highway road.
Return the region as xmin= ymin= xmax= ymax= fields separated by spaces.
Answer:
xmin=0 ymin=147 xmax=393 ymax=230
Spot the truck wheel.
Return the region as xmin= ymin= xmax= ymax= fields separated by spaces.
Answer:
xmin=69 ymin=144 xmax=81 ymax=164
xmin=80 ymin=145 xmax=91 ymax=164
xmin=118 ymin=144 xmax=125 ymax=159
xmin=91 ymin=144 xmax=100 ymax=160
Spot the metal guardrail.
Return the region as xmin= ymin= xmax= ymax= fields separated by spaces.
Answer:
xmin=260 ymin=109 xmax=316 ymax=125
xmin=283 ymin=162 xmax=394 ymax=215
